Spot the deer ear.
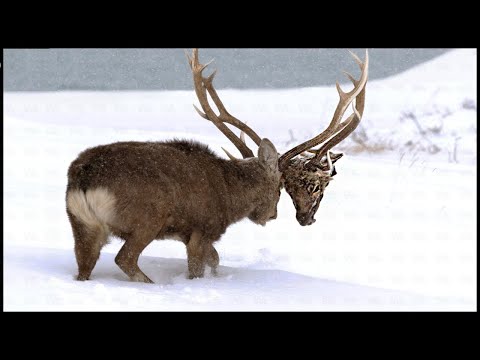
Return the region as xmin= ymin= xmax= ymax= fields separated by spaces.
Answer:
xmin=330 ymin=152 xmax=344 ymax=164
xmin=258 ymin=138 xmax=278 ymax=173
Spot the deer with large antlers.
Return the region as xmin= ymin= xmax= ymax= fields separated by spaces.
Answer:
xmin=65 ymin=48 xmax=368 ymax=283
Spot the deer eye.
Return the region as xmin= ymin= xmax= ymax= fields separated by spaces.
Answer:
xmin=312 ymin=185 xmax=320 ymax=193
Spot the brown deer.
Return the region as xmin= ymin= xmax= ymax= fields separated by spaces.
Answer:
xmin=66 ymin=48 xmax=368 ymax=283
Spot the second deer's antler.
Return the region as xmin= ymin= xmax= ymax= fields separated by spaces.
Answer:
xmin=278 ymin=50 xmax=369 ymax=172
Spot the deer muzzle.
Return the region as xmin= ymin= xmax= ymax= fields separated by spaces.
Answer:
xmin=296 ymin=212 xmax=316 ymax=226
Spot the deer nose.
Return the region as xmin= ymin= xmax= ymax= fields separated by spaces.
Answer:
xmin=296 ymin=213 xmax=307 ymax=223
xmin=296 ymin=213 xmax=315 ymax=226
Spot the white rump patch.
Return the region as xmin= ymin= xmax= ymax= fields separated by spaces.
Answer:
xmin=67 ymin=188 xmax=116 ymax=230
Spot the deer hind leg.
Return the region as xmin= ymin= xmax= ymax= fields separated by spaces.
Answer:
xmin=186 ymin=231 xmax=208 ymax=279
xmin=115 ymin=233 xmax=155 ymax=284
xmin=206 ymin=244 xmax=220 ymax=276
xmin=67 ymin=210 xmax=109 ymax=281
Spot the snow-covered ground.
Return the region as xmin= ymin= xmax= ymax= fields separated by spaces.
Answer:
xmin=4 ymin=49 xmax=476 ymax=311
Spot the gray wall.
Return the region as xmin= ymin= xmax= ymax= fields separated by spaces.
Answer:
xmin=3 ymin=48 xmax=450 ymax=91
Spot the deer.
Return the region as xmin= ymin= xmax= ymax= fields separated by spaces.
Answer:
xmin=66 ymin=48 xmax=368 ymax=283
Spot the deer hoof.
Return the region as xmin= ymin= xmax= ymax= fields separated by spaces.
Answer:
xmin=131 ymin=273 xmax=154 ymax=284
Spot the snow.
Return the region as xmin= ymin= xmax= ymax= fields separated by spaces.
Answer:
xmin=4 ymin=49 xmax=476 ymax=311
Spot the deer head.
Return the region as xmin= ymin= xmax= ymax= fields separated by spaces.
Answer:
xmin=188 ymin=49 xmax=369 ymax=226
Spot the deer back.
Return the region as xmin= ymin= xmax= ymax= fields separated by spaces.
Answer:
xmin=67 ymin=139 xmax=280 ymax=242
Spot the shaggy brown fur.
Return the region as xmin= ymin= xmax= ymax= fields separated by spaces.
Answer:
xmin=66 ymin=139 xmax=280 ymax=282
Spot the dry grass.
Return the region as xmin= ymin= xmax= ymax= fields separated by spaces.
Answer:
xmin=283 ymin=97 xmax=475 ymax=163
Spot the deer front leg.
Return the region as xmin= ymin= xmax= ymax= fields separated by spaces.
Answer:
xmin=186 ymin=231 xmax=207 ymax=279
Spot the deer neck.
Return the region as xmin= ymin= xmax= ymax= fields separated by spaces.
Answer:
xmin=224 ymin=159 xmax=269 ymax=223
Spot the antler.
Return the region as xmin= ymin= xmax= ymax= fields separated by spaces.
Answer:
xmin=186 ymin=48 xmax=263 ymax=159
xmin=278 ymin=49 xmax=369 ymax=171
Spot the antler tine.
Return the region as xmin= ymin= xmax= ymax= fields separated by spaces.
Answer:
xmin=326 ymin=150 xmax=333 ymax=174
xmin=278 ymin=49 xmax=369 ymax=171
xmin=342 ymin=70 xmax=357 ymax=85
xmin=222 ymin=147 xmax=238 ymax=160
xmin=240 ymin=131 xmax=246 ymax=144
xmin=189 ymin=48 xmax=264 ymax=159
xmin=201 ymin=66 xmax=263 ymax=148
xmin=348 ymin=49 xmax=364 ymax=70
xmin=221 ymin=130 xmax=246 ymax=161
xmin=309 ymin=105 xmax=362 ymax=168
xmin=193 ymin=104 xmax=209 ymax=120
